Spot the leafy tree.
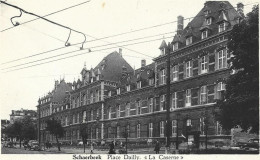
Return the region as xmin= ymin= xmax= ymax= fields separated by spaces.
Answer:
xmin=80 ymin=124 xmax=88 ymax=153
xmin=216 ymin=5 xmax=259 ymax=133
xmin=21 ymin=116 xmax=37 ymax=141
xmin=46 ymin=119 xmax=64 ymax=151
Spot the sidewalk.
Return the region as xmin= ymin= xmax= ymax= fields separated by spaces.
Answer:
xmin=42 ymin=147 xmax=159 ymax=154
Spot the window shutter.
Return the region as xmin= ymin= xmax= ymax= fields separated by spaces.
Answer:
xmin=198 ymin=57 xmax=202 ymax=75
xmin=206 ymin=55 xmax=209 ymax=72
xmin=190 ymin=61 xmax=193 ymax=77
xmin=209 ymin=54 xmax=215 ymax=72
xmin=224 ymin=50 xmax=227 ymax=68
xmin=191 ymin=88 xmax=199 ymax=106
xmin=183 ymin=62 xmax=186 ymax=78
xmin=155 ymin=97 xmax=160 ymax=111
xmin=215 ymin=52 xmax=219 ymax=70
xmin=193 ymin=59 xmax=198 ymax=76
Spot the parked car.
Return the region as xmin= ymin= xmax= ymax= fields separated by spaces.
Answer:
xmin=237 ymin=139 xmax=259 ymax=150
xmin=6 ymin=141 xmax=14 ymax=148
xmin=25 ymin=140 xmax=40 ymax=151
xmin=78 ymin=141 xmax=84 ymax=145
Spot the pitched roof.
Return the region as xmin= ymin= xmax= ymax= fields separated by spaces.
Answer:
xmin=52 ymin=80 xmax=72 ymax=103
xmin=173 ymin=1 xmax=240 ymax=44
xmin=94 ymin=51 xmax=134 ymax=82
xmin=159 ymin=40 xmax=167 ymax=49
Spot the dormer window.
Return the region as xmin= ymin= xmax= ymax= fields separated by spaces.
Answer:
xmin=108 ymin=91 xmax=112 ymax=97
xmin=149 ymin=78 xmax=154 ymax=86
xmin=160 ymin=48 xmax=166 ymax=55
xmin=206 ymin=18 xmax=212 ymax=25
xmin=96 ymin=75 xmax=100 ymax=81
xmin=126 ymin=85 xmax=130 ymax=92
xmin=204 ymin=10 xmax=211 ymax=16
xmin=137 ymin=73 xmax=140 ymax=79
xmin=91 ymin=77 xmax=94 ymax=83
xmin=186 ymin=36 xmax=192 ymax=45
xmin=117 ymin=88 xmax=121 ymax=95
xmin=201 ymin=30 xmax=208 ymax=39
xmin=173 ymin=42 xmax=178 ymax=51
xmin=137 ymin=81 xmax=141 ymax=89
xmin=219 ymin=22 xmax=226 ymax=32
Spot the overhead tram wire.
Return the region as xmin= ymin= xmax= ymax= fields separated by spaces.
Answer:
xmin=0 ymin=1 xmax=87 ymax=49
xmin=1 ymin=31 xmax=176 ymax=70
xmin=0 ymin=0 xmax=92 ymax=32
xmin=1 ymin=16 xmax=244 ymax=71
xmin=3 ymin=19 xmax=244 ymax=73
xmin=1 ymin=2 xmax=258 ymax=65
xmin=1 ymin=31 xmax=176 ymax=68
xmin=3 ymin=35 xmax=176 ymax=73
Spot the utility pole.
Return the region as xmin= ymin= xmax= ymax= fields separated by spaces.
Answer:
xmin=166 ymin=43 xmax=171 ymax=152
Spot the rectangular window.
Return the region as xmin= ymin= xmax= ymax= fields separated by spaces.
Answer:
xmin=137 ymin=81 xmax=142 ymax=89
xmin=96 ymin=128 xmax=99 ymax=139
xmin=91 ymin=110 xmax=93 ymax=121
xmin=171 ymin=92 xmax=177 ymax=110
xmin=149 ymin=123 xmax=153 ymax=138
xmin=160 ymin=95 xmax=165 ymax=111
xmin=136 ymin=101 xmax=141 ymax=115
xmin=218 ymin=50 xmax=227 ymax=69
xmin=186 ymin=119 xmax=192 ymax=126
xmin=206 ymin=18 xmax=212 ymax=25
xmin=108 ymin=107 xmax=111 ymax=119
xmin=108 ymin=91 xmax=112 ymax=97
xmin=126 ymin=85 xmax=130 ymax=91
xmin=185 ymin=89 xmax=191 ymax=107
xmin=186 ymin=61 xmax=191 ymax=78
xmin=96 ymin=90 xmax=99 ymax=102
xmin=200 ymin=86 xmax=207 ymax=104
xmin=173 ymin=42 xmax=178 ymax=51
xmin=160 ymin=121 xmax=164 ymax=137
xmin=117 ymin=126 xmax=120 ymax=138
xmin=148 ymin=98 xmax=153 ymax=113
xmin=201 ymin=56 xmax=208 ymax=74
xmin=201 ymin=30 xmax=208 ymax=39
xmin=126 ymin=103 xmax=130 ymax=117
xmin=186 ymin=36 xmax=192 ymax=45
xmin=161 ymin=69 xmax=166 ymax=85
xmin=73 ymin=114 xmax=75 ymax=124
xmin=117 ymin=105 xmax=120 ymax=118
xmin=160 ymin=48 xmax=166 ymax=55
xmin=217 ymin=82 xmax=226 ymax=100
xmin=216 ymin=121 xmax=222 ymax=135
xmin=65 ymin=116 xmax=68 ymax=126
xmin=90 ymin=92 xmax=93 ymax=103
xmin=200 ymin=118 xmax=205 ymax=135
xmin=219 ymin=22 xmax=226 ymax=32
xmin=172 ymin=65 xmax=178 ymax=81
xmin=149 ymin=79 xmax=154 ymax=85
xmin=137 ymin=124 xmax=141 ymax=138
xmin=172 ymin=120 xmax=177 ymax=137
xmin=117 ymin=88 xmax=121 ymax=95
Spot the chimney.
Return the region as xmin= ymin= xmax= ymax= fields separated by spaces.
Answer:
xmin=177 ymin=15 xmax=184 ymax=35
xmin=55 ymin=80 xmax=59 ymax=89
xmin=141 ymin=59 xmax=146 ymax=67
xmin=119 ymin=48 xmax=122 ymax=57
xmin=237 ymin=2 xmax=244 ymax=17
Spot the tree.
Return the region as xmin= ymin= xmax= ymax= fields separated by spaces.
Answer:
xmin=80 ymin=124 xmax=88 ymax=153
xmin=21 ymin=116 xmax=37 ymax=141
xmin=216 ymin=5 xmax=259 ymax=133
xmin=46 ymin=119 xmax=64 ymax=151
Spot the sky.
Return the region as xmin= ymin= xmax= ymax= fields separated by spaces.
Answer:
xmin=0 ymin=0 xmax=257 ymax=120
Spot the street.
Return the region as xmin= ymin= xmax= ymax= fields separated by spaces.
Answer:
xmin=1 ymin=145 xmax=165 ymax=154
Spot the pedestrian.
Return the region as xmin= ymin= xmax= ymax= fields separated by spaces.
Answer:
xmin=154 ymin=140 xmax=160 ymax=154
xmin=90 ymin=142 xmax=94 ymax=154
xmin=109 ymin=141 xmax=115 ymax=154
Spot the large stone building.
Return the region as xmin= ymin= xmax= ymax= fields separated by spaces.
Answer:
xmin=37 ymin=1 xmax=244 ymax=147
xmin=10 ymin=108 xmax=37 ymax=124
